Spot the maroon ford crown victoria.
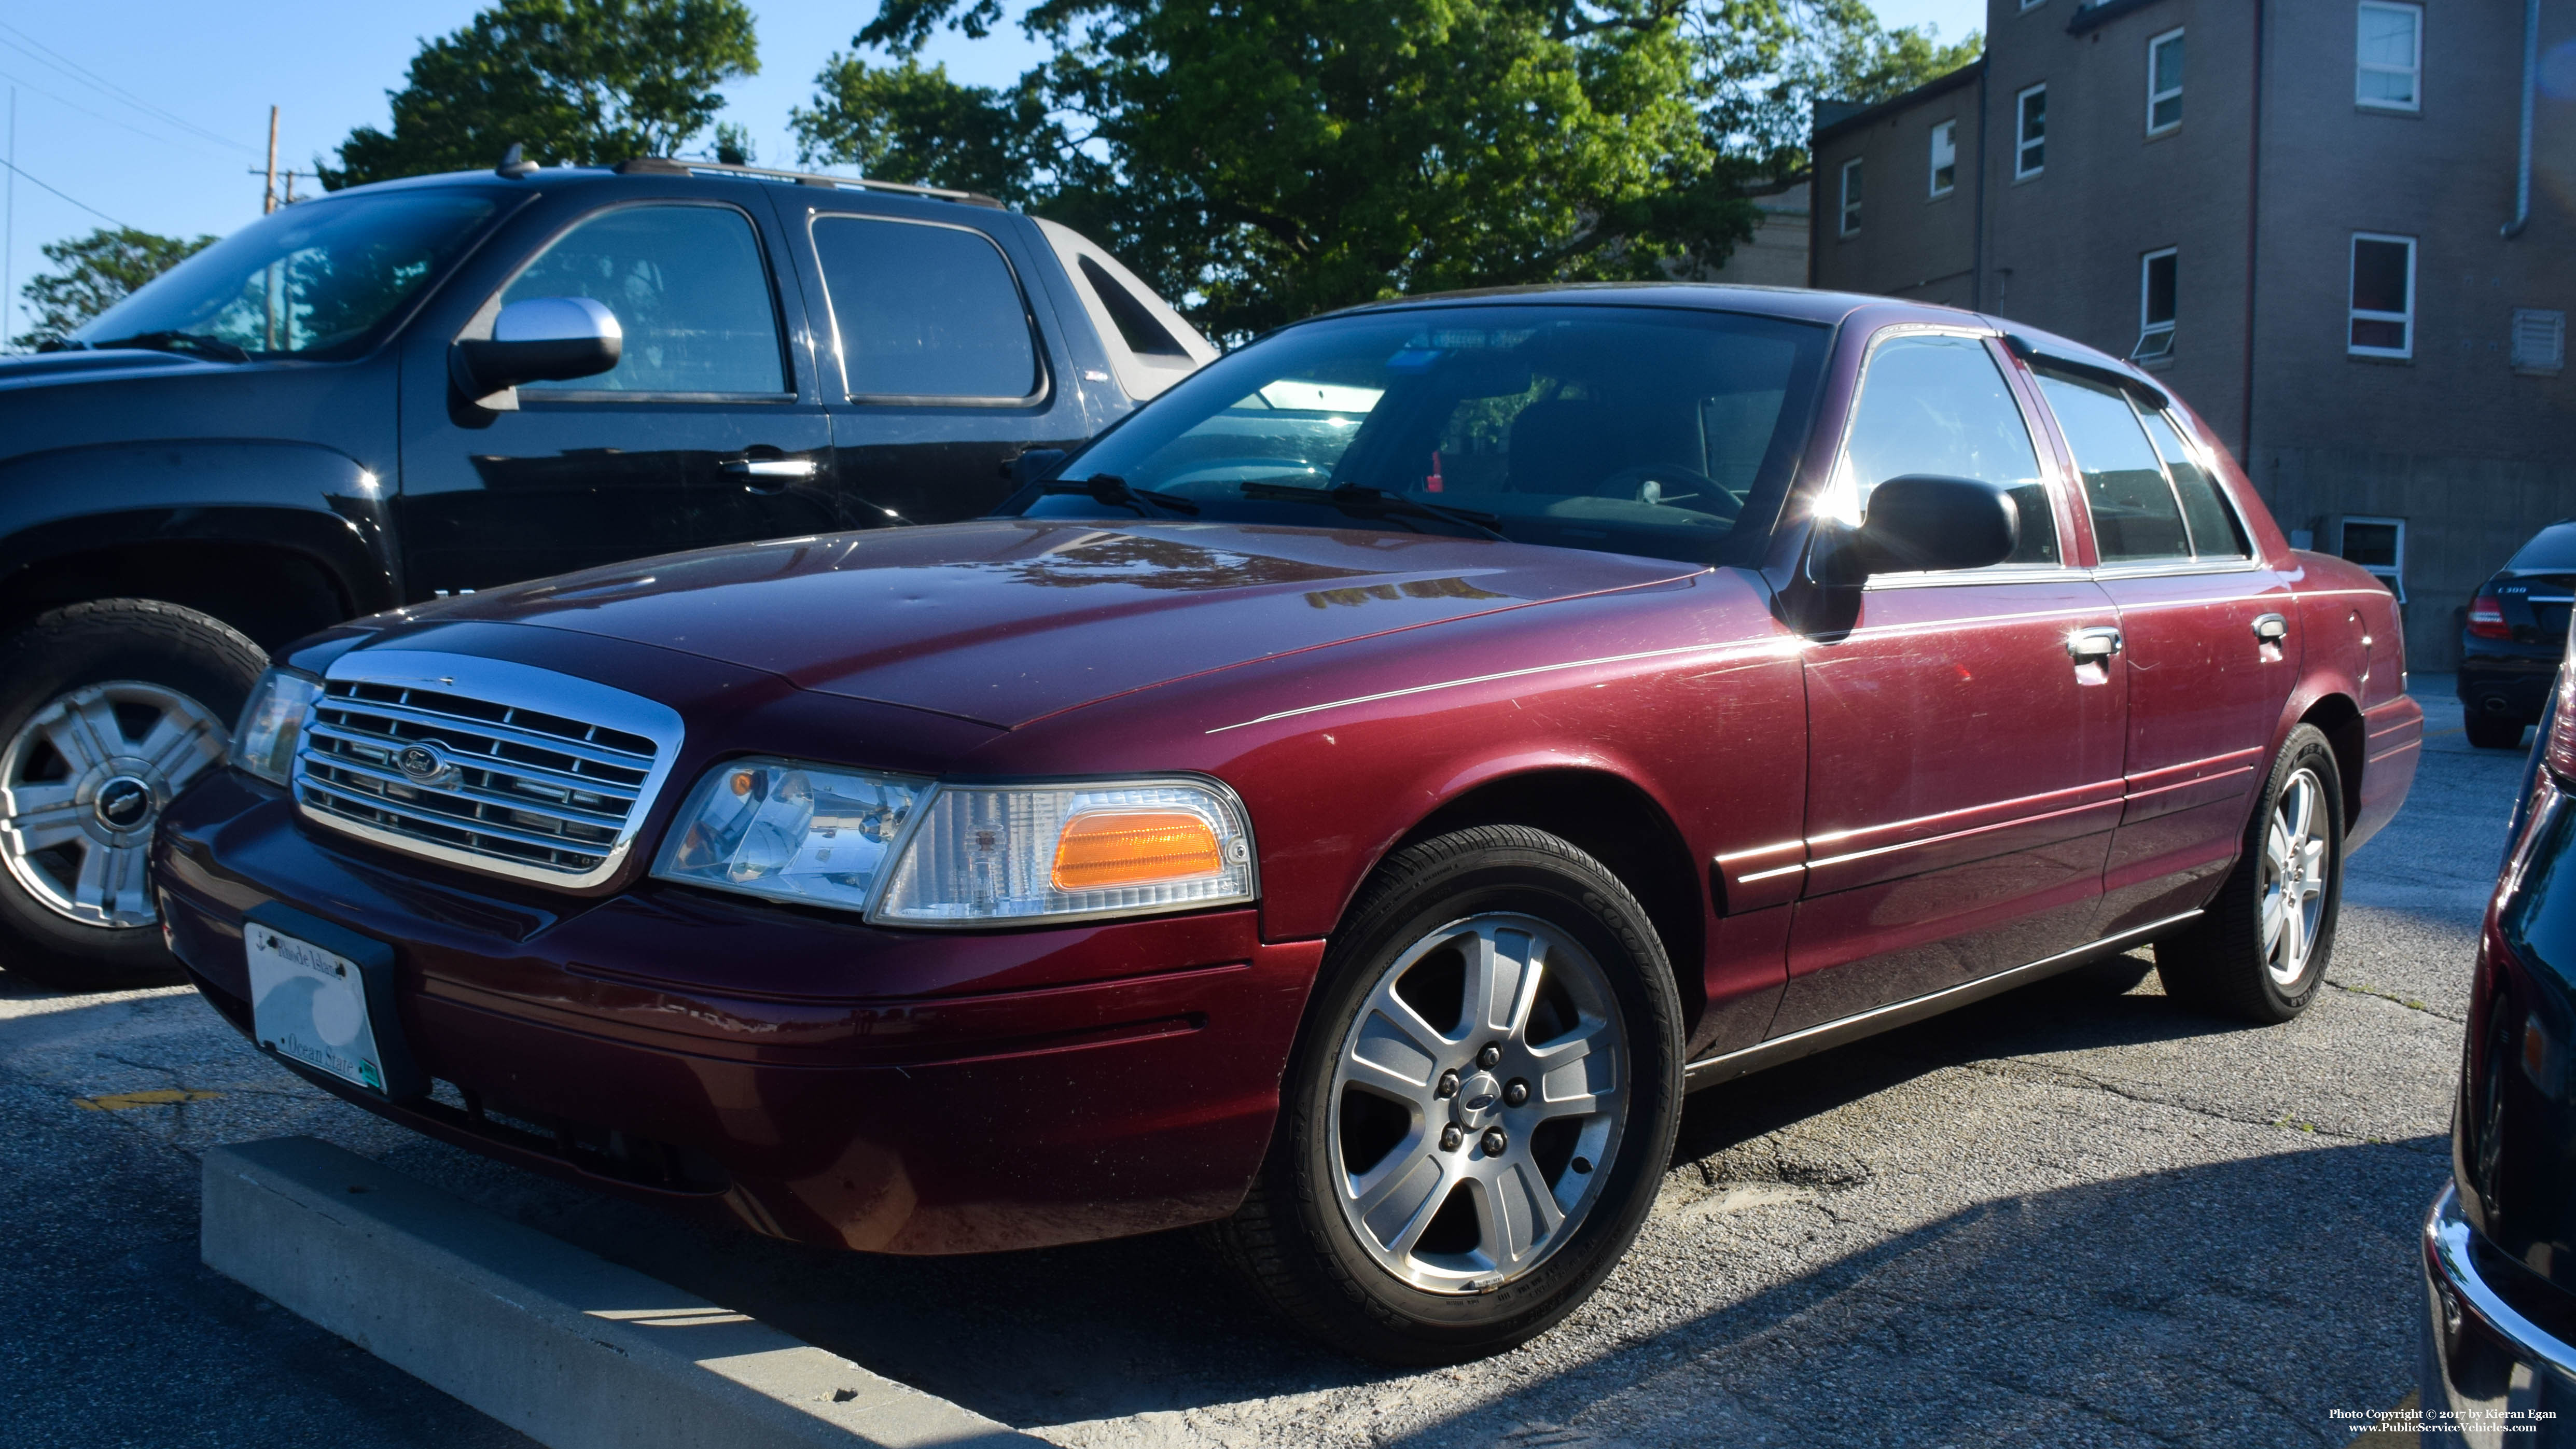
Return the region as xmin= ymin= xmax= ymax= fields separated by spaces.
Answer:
xmin=154 ymin=286 xmax=2420 ymax=1362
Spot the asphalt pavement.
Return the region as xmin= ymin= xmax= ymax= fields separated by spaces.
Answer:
xmin=0 ymin=675 xmax=2510 ymax=1448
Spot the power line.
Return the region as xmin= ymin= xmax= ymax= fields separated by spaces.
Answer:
xmin=0 ymin=65 xmax=235 ymax=160
xmin=0 ymin=21 xmax=254 ymax=154
xmin=0 ymin=154 xmax=123 ymax=227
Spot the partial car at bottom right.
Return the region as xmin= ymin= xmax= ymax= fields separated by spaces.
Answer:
xmin=2427 ymin=620 xmax=2576 ymax=1439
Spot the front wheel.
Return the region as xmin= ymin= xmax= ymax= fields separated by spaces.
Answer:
xmin=0 ymin=600 xmax=263 ymax=988
xmin=2156 ymin=723 xmax=2345 ymax=1023
xmin=1206 ymin=825 xmax=1683 ymax=1363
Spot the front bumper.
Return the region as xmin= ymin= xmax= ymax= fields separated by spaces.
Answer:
xmin=155 ymin=771 xmax=1325 ymax=1255
xmin=2421 ymin=1181 xmax=2576 ymax=1444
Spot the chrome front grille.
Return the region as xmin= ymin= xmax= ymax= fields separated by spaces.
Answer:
xmin=291 ymin=651 xmax=684 ymax=887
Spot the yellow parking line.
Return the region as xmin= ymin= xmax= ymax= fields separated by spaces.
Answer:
xmin=74 ymin=1089 xmax=225 ymax=1111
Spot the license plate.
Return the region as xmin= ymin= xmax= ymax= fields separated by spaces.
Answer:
xmin=247 ymin=923 xmax=391 ymax=1094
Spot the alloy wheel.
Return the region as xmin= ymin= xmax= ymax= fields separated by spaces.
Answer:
xmin=1328 ymin=911 xmax=1626 ymax=1294
xmin=2260 ymin=765 xmax=2331 ymax=986
xmin=0 ymin=680 xmax=228 ymax=929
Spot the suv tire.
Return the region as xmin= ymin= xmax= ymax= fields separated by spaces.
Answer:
xmin=1205 ymin=825 xmax=1683 ymax=1363
xmin=2155 ymin=723 xmax=2345 ymax=1024
xmin=0 ymin=600 xmax=263 ymax=988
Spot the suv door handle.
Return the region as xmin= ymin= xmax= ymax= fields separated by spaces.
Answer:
xmin=2252 ymin=612 xmax=2289 ymax=644
xmin=722 ymin=456 xmax=817 ymax=490
xmin=2067 ymin=626 xmax=2123 ymax=662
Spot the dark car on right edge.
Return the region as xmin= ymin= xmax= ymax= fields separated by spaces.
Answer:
xmin=2459 ymin=522 xmax=2576 ymax=750
xmin=2428 ymin=616 xmax=2576 ymax=1440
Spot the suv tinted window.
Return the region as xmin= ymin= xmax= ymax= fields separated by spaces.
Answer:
xmin=2138 ymin=408 xmax=2249 ymax=558
xmin=2038 ymin=372 xmax=2189 ymax=562
xmin=505 ymin=204 xmax=785 ymax=395
xmin=813 ymin=217 xmax=1038 ymax=401
xmin=1839 ymin=333 xmax=2056 ymax=566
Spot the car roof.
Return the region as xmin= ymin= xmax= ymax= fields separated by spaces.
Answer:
xmin=319 ymin=160 xmax=1006 ymax=210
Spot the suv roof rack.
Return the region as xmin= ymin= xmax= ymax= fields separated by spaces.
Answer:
xmin=612 ymin=157 xmax=1006 ymax=209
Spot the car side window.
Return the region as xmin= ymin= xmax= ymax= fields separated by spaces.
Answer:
xmin=1838 ymin=333 xmax=2058 ymax=566
xmin=2036 ymin=372 xmax=2191 ymax=563
xmin=503 ymin=204 xmax=786 ymax=396
xmin=811 ymin=216 xmax=1039 ymax=402
xmin=2137 ymin=408 xmax=2251 ymax=559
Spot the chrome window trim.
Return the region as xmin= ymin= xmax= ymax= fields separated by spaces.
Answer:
xmin=2088 ymin=558 xmax=2266 ymax=581
xmin=293 ymin=650 xmax=684 ymax=890
xmin=1862 ymin=564 xmax=2095 ymax=591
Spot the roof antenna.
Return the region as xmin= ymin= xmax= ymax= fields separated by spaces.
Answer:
xmin=495 ymin=143 xmax=539 ymax=179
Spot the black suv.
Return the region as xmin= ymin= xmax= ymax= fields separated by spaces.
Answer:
xmin=2461 ymin=521 xmax=2576 ymax=750
xmin=0 ymin=156 xmax=1212 ymax=984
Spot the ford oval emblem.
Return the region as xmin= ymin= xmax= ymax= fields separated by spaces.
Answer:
xmin=396 ymin=742 xmax=449 ymax=781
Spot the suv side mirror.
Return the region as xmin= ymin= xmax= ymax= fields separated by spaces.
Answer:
xmin=453 ymin=297 xmax=622 ymax=401
xmin=1809 ymin=475 xmax=2020 ymax=586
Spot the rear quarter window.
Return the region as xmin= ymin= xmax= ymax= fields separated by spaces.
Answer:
xmin=812 ymin=216 xmax=1041 ymax=402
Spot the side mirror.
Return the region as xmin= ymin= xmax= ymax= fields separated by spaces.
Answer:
xmin=1809 ymin=475 xmax=2020 ymax=586
xmin=452 ymin=297 xmax=622 ymax=402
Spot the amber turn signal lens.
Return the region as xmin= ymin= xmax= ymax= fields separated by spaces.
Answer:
xmin=1052 ymin=810 xmax=1223 ymax=891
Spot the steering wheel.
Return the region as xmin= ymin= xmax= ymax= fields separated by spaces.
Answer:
xmin=1592 ymin=464 xmax=1741 ymax=520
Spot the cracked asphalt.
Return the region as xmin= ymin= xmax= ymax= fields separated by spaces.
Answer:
xmin=0 ymin=676 xmax=2504 ymax=1448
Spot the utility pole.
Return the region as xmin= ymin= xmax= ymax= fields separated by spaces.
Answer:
xmin=263 ymin=105 xmax=278 ymax=214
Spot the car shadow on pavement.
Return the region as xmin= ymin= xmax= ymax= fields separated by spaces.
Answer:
xmin=398 ymin=952 xmax=2383 ymax=1438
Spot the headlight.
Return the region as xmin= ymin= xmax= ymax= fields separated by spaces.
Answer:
xmin=871 ymin=777 xmax=1255 ymax=926
xmin=650 ymin=762 xmax=1257 ymax=926
xmin=651 ymin=758 xmax=930 ymax=911
xmin=228 ymin=668 xmax=324 ymax=786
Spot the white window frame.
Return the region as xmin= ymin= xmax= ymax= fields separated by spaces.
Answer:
xmin=2329 ymin=515 xmax=2406 ymax=602
xmin=2146 ymin=28 xmax=2184 ymax=134
xmin=2135 ymin=247 xmax=2177 ymax=360
xmin=1929 ymin=120 xmax=1957 ymax=197
xmin=1840 ymin=156 xmax=1863 ymax=236
xmin=2347 ymin=232 xmax=2417 ymax=359
xmin=2015 ymin=84 xmax=2047 ymax=179
xmin=2356 ymin=2 xmax=2422 ymax=113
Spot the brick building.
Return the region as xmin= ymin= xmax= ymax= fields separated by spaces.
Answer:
xmin=1811 ymin=0 xmax=2576 ymax=671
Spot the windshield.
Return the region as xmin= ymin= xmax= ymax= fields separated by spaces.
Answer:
xmin=69 ymin=190 xmax=504 ymax=359
xmin=1007 ymin=304 xmax=1829 ymax=565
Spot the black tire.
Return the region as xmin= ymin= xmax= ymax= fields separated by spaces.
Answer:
xmin=0 ymin=600 xmax=264 ymax=990
xmin=2155 ymin=723 xmax=2345 ymax=1024
xmin=2465 ymin=712 xmax=2527 ymax=751
xmin=1205 ymin=825 xmax=1684 ymax=1364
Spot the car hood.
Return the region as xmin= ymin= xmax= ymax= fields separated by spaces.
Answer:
xmin=408 ymin=518 xmax=1704 ymax=728
xmin=0 ymin=347 xmax=235 ymax=391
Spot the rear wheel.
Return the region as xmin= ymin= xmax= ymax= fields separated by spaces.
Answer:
xmin=1206 ymin=825 xmax=1682 ymax=1363
xmin=2464 ymin=710 xmax=2527 ymax=751
xmin=0 ymin=600 xmax=262 ymax=988
xmin=2156 ymin=724 xmax=2344 ymax=1023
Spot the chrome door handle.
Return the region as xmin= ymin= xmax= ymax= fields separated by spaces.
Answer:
xmin=721 ymin=457 xmax=817 ymax=482
xmin=2067 ymin=626 xmax=2123 ymax=662
xmin=2253 ymin=612 xmax=2289 ymax=644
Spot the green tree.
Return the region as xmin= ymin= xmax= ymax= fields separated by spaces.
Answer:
xmin=324 ymin=0 xmax=759 ymax=188
xmin=796 ymin=0 xmax=1976 ymax=341
xmin=11 ymin=227 xmax=216 ymax=351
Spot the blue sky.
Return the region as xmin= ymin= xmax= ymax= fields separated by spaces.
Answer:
xmin=0 ymin=0 xmax=1985 ymax=344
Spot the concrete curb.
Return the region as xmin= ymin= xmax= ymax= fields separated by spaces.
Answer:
xmin=201 ymin=1137 xmax=1039 ymax=1448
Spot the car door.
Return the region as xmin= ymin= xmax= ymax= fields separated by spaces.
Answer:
xmin=397 ymin=193 xmax=836 ymax=595
xmin=2034 ymin=372 xmax=2300 ymax=935
xmin=784 ymin=201 xmax=1097 ymax=524
xmin=1773 ymin=330 xmax=2128 ymax=1036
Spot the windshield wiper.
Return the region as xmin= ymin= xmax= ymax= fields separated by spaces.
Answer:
xmin=1238 ymin=482 xmax=1503 ymax=539
xmin=89 ymin=331 xmax=252 ymax=363
xmin=1040 ymin=474 xmax=1200 ymax=517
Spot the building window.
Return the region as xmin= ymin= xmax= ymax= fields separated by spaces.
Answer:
xmin=2357 ymin=3 xmax=2422 ymax=112
xmin=2329 ymin=517 xmax=2406 ymax=601
xmin=2348 ymin=233 xmax=2415 ymax=358
xmin=2135 ymin=248 xmax=2177 ymax=360
xmin=1840 ymin=157 xmax=1863 ymax=236
xmin=2015 ymin=85 xmax=2047 ymax=178
xmin=2513 ymin=309 xmax=2566 ymax=374
xmin=1929 ymin=120 xmax=1957 ymax=197
xmin=2147 ymin=29 xmax=2184 ymax=133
